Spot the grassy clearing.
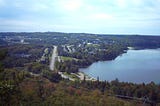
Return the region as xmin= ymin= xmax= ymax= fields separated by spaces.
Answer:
xmin=61 ymin=56 xmax=78 ymax=61
xmin=63 ymin=72 xmax=79 ymax=80
xmin=61 ymin=56 xmax=73 ymax=61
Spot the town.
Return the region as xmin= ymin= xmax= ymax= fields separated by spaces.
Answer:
xmin=0 ymin=32 xmax=160 ymax=105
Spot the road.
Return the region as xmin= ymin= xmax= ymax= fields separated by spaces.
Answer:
xmin=49 ymin=46 xmax=58 ymax=71
xmin=58 ymin=72 xmax=75 ymax=81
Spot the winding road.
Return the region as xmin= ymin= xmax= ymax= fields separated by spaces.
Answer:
xmin=49 ymin=46 xmax=58 ymax=71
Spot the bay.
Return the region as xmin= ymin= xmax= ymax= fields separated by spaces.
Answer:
xmin=80 ymin=49 xmax=160 ymax=84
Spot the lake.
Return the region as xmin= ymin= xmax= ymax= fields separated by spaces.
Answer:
xmin=79 ymin=49 xmax=160 ymax=84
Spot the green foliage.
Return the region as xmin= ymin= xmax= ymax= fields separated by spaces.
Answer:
xmin=0 ymin=71 xmax=160 ymax=106
xmin=42 ymin=70 xmax=62 ymax=83
xmin=0 ymin=49 xmax=7 ymax=61
xmin=27 ymin=62 xmax=47 ymax=74
xmin=56 ymin=60 xmax=79 ymax=73
xmin=1 ymin=44 xmax=46 ymax=68
xmin=0 ymin=49 xmax=7 ymax=72
xmin=1 ymin=32 xmax=160 ymax=105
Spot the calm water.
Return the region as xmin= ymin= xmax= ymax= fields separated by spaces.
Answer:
xmin=80 ymin=49 xmax=160 ymax=84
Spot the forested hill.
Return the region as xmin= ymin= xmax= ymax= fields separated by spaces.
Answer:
xmin=1 ymin=32 xmax=160 ymax=71
xmin=0 ymin=32 xmax=160 ymax=106
xmin=0 ymin=32 xmax=160 ymax=48
xmin=1 ymin=32 xmax=160 ymax=72
xmin=0 ymin=50 xmax=160 ymax=106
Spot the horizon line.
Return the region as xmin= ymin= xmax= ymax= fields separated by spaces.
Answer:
xmin=0 ymin=31 xmax=159 ymax=36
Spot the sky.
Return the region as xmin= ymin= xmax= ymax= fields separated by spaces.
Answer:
xmin=0 ymin=0 xmax=160 ymax=35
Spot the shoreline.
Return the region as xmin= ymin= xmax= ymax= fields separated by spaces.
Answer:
xmin=58 ymin=47 xmax=160 ymax=82
xmin=78 ymin=48 xmax=160 ymax=84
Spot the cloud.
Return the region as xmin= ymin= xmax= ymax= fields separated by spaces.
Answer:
xmin=91 ymin=13 xmax=113 ymax=20
xmin=130 ymin=0 xmax=143 ymax=6
xmin=0 ymin=18 xmax=82 ymax=32
xmin=0 ymin=19 xmax=38 ymax=28
xmin=0 ymin=0 xmax=160 ymax=34
xmin=12 ymin=1 xmax=50 ymax=12
xmin=0 ymin=19 xmax=38 ymax=31
xmin=29 ymin=3 xmax=49 ymax=12
xmin=116 ymin=0 xmax=127 ymax=8
xmin=55 ymin=0 xmax=84 ymax=12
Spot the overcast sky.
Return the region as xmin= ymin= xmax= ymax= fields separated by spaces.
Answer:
xmin=0 ymin=0 xmax=160 ymax=35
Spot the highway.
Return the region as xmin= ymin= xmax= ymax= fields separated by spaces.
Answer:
xmin=49 ymin=46 xmax=58 ymax=71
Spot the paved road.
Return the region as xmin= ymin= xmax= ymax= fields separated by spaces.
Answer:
xmin=49 ymin=46 xmax=58 ymax=71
